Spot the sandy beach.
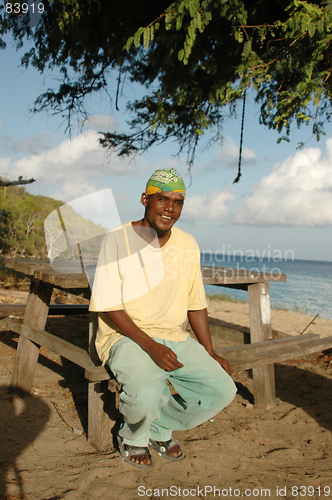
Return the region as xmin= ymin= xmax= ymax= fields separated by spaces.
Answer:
xmin=0 ymin=292 xmax=332 ymax=500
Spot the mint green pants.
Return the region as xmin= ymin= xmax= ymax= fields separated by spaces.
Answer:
xmin=107 ymin=336 xmax=237 ymax=447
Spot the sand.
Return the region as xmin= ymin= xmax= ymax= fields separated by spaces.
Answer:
xmin=0 ymin=293 xmax=332 ymax=500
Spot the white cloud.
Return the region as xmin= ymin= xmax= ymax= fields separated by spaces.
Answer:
xmin=234 ymin=139 xmax=332 ymax=226
xmin=182 ymin=190 xmax=235 ymax=221
xmin=0 ymin=127 xmax=192 ymax=203
xmin=4 ymin=130 xmax=146 ymax=201
xmin=13 ymin=130 xmax=106 ymax=181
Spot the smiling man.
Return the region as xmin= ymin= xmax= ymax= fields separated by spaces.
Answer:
xmin=90 ymin=168 xmax=237 ymax=468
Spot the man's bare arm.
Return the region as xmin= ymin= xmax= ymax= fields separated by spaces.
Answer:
xmin=188 ymin=308 xmax=233 ymax=375
xmin=104 ymin=310 xmax=183 ymax=371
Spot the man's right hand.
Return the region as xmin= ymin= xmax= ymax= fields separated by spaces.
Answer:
xmin=147 ymin=342 xmax=183 ymax=371
xmin=104 ymin=310 xmax=184 ymax=371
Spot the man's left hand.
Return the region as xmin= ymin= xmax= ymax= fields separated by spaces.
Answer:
xmin=210 ymin=352 xmax=233 ymax=375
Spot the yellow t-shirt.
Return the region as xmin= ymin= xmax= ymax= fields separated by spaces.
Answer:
xmin=89 ymin=222 xmax=207 ymax=364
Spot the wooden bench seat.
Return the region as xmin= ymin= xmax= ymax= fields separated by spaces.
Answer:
xmin=2 ymin=314 xmax=331 ymax=384
xmin=84 ymin=332 xmax=332 ymax=382
xmin=215 ymin=333 xmax=332 ymax=371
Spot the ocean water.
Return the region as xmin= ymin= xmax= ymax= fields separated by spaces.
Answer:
xmin=201 ymin=254 xmax=332 ymax=321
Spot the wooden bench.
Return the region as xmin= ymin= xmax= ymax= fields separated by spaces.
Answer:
xmin=86 ymin=318 xmax=332 ymax=399
xmin=80 ymin=313 xmax=332 ymax=448
xmin=84 ymin=328 xmax=332 ymax=449
xmin=4 ymin=258 xmax=288 ymax=413
xmin=4 ymin=257 xmax=329 ymax=452
xmin=2 ymin=312 xmax=332 ymax=450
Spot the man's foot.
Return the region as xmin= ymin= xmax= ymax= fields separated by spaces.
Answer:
xmin=117 ymin=435 xmax=153 ymax=468
xmin=149 ymin=437 xmax=185 ymax=461
xmin=155 ymin=441 xmax=182 ymax=459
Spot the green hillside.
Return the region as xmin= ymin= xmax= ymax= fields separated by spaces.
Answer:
xmin=0 ymin=184 xmax=64 ymax=257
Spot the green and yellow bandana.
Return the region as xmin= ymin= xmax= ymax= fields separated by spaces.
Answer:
xmin=145 ymin=168 xmax=186 ymax=197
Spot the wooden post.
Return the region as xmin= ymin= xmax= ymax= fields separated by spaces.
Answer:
xmin=10 ymin=278 xmax=53 ymax=393
xmin=248 ymin=282 xmax=276 ymax=410
xmin=87 ymin=312 xmax=113 ymax=450
xmin=88 ymin=380 xmax=114 ymax=450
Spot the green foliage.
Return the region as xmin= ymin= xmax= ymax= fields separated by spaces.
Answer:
xmin=2 ymin=0 xmax=332 ymax=165
xmin=0 ymin=185 xmax=106 ymax=259
xmin=0 ymin=209 xmax=14 ymax=252
xmin=0 ymin=185 xmax=63 ymax=256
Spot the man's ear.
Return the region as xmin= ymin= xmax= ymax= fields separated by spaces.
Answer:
xmin=141 ymin=193 xmax=148 ymax=206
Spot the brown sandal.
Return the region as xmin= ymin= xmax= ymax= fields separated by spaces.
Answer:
xmin=117 ymin=435 xmax=153 ymax=468
xmin=149 ymin=437 xmax=185 ymax=461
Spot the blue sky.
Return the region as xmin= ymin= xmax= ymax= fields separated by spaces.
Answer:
xmin=1 ymin=34 xmax=332 ymax=263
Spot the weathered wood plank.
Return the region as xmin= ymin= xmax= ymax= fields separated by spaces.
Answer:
xmin=85 ymin=365 xmax=110 ymax=382
xmin=1 ymin=316 xmax=94 ymax=369
xmin=209 ymin=323 xmax=250 ymax=344
xmin=87 ymin=311 xmax=113 ymax=450
xmin=5 ymin=258 xmax=286 ymax=286
xmin=10 ymin=279 xmax=53 ymax=393
xmin=208 ymin=318 xmax=290 ymax=344
xmin=0 ymin=315 xmax=106 ymax=379
xmin=21 ymin=323 xmax=94 ymax=369
xmin=88 ymin=311 xmax=100 ymax=365
xmin=3 ymin=258 xmax=89 ymax=288
xmin=33 ymin=269 xmax=88 ymax=288
xmin=248 ymin=282 xmax=276 ymax=409
xmin=88 ymin=381 xmax=114 ymax=450
xmin=216 ymin=333 xmax=317 ymax=358
xmin=0 ymin=316 xmax=22 ymax=333
xmin=219 ymin=332 xmax=318 ymax=355
xmin=4 ymin=257 xmax=51 ymax=275
xmin=84 ymin=365 xmax=121 ymax=384
xmin=248 ymin=282 xmax=273 ymax=342
xmin=217 ymin=335 xmax=332 ymax=371
xmin=202 ymin=265 xmax=287 ymax=284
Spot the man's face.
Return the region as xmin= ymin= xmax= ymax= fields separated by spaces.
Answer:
xmin=141 ymin=191 xmax=184 ymax=235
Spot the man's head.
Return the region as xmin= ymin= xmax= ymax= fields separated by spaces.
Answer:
xmin=141 ymin=169 xmax=186 ymax=237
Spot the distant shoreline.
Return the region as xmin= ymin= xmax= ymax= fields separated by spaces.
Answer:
xmin=206 ymin=295 xmax=332 ymax=339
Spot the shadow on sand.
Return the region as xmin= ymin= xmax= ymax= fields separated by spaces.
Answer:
xmin=275 ymin=361 xmax=332 ymax=433
xmin=0 ymin=385 xmax=51 ymax=500
xmin=235 ymin=357 xmax=332 ymax=434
